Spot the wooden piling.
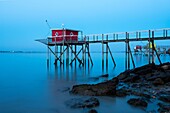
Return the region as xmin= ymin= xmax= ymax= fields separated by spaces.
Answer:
xmin=47 ymin=45 xmax=50 ymax=68
xmin=102 ymin=34 xmax=104 ymax=70
xmin=125 ymin=32 xmax=128 ymax=70
xmin=82 ymin=45 xmax=84 ymax=66
xmin=75 ymin=45 xmax=77 ymax=66
xmin=148 ymin=30 xmax=151 ymax=64
xmin=60 ymin=46 xmax=62 ymax=66
xmin=151 ymin=31 xmax=154 ymax=64
xmin=127 ymin=33 xmax=130 ymax=70
xmin=66 ymin=45 xmax=69 ymax=66
xmin=106 ymin=35 xmax=108 ymax=68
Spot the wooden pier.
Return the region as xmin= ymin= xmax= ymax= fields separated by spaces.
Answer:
xmin=36 ymin=28 xmax=170 ymax=70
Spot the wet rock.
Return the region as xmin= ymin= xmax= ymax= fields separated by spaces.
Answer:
xmin=131 ymin=74 xmax=141 ymax=82
xmin=153 ymin=78 xmax=164 ymax=86
xmin=57 ymin=87 xmax=70 ymax=92
xmin=116 ymin=88 xmax=128 ymax=97
xmin=70 ymin=77 xmax=118 ymax=96
xmin=158 ymin=103 xmax=170 ymax=113
xmin=65 ymin=97 xmax=100 ymax=109
xmin=161 ymin=65 xmax=169 ymax=70
xmin=99 ymin=74 xmax=109 ymax=78
xmin=167 ymin=49 xmax=170 ymax=55
xmin=117 ymin=70 xmax=130 ymax=80
xmin=131 ymin=83 xmax=141 ymax=88
xmin=132 ymin=64 xmax=156 ymax=75
xmin=127 ymin=98 xmax=148 ymax=107
xmin=88 ymin=77 xmax=100 ymax=82
xmin=130 ymin=91 xmax=151 ymax=99
xmin=88 ymin=109 xmax=98 ymax=113
xmin=159 ymin=95 xmax=170 ymax=103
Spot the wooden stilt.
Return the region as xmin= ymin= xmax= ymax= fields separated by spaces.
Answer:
xmin=75 ymin=45 xmax=77 ymax=66
xmin=152 ymin=31 xmax=162 ymax=65
xmin=47 ymin=45 xmax=49 ymax=68
xmin=106 ymin=35 xmax=108 ymax=69
xmin=48 ymin=46 xmax=63 ymax=64
xmin=125 ymin=32 xmax=128 ymax=70
xmin=67 ymin=43 xmax=83 ymax=65
xmin=66 ymin=45 xmax=69 ymax=66
xmin=84 ymin=42 xmax=87 ymax=67
xmin=148 ymin=30 xmax=151 ymax=64
xmin=106 ymin=44 xmax=116 ymax=67
xmin=102 ymin=34 xmax=104 ymax=70
xmin=82 ymin=45 xmax=84 ymax=66
xmin=60 ymin=46 xmax=62 ymax=66
xmin=151 ymin=31 xmax=154 ymax=64
xmin=127 ymin=34 xmax=135 ymax=68
xmin=85 ymin=44 xmax=93 ymax=66
xmin=127 ymin=33 xmax=130 ymax=70
xmin=87 ymin=42 xmax=90 ymax=67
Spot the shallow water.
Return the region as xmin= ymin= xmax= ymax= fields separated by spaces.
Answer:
xmin=0 ymin=53 xmax=169 ymax=113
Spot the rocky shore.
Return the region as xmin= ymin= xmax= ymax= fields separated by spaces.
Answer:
xmin=68 ymin=62 xmax=170 ymax=113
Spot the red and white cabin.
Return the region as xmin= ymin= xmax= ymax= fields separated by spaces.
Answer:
xmin=52 ymin=29 xmax=80 ymax=42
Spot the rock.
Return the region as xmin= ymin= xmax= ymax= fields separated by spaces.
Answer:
xmin=158 ymin=103 xmax=170 ymax=113
xmin=65 ymin=97 xmax=100 ymax=109
xmin=118 ymin=73 xmax=141 ymax=83
xmin=130 ymin=91 xmax=151 ymax=99
xmin=127 ymin=98 xmax=148 ymax=107
xmin=116 ymin=88 xmax=128 ymax=97
xmin=167 ymin=48 xmax=170 ymax=55
xmin=159 ymin=95 xmax=170 ymax=103
xmin=131 ymin=74 xmax=141 ymax=82
xmin=117 ymin=70 xmax=130 ymax=80
xmin=88 ymin=109 xmax=98 ymax=113
xmin=88 ymin=77 xmax=100 ymax=81
xmin=132 ymin=64 xmax=156 ymax=75
xmin=70 ymin=77 xmax=118 ymax=96
xmin=161 ymin=65 xmax=169 ymax=70
xmin=99 ymin=74 xmax=109 ymax=78
xmin=147 ymin=72 xmax=170 ymax=84
xmin=153 ymin=78 xmax=164 ymax=86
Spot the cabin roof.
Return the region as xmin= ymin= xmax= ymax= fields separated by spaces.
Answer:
xmin=51 ymin=28 xmax=81 ymax=32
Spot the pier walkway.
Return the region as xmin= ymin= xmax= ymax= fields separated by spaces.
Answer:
xmin=36 ymin=28 xmax=170 ymax=70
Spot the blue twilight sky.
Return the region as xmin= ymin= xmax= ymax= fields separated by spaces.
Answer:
xmin=0 ymin=0 xmax=170 ymax=51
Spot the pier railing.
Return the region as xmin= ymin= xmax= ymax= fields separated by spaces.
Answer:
xmin=44 ymin=28 xmax=170 ymax=45
xmin=84 ymin=28 xmax=170 ymax=42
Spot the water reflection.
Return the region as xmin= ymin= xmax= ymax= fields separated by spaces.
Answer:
xmin=47 ymin=53 xmax=170 ymax=83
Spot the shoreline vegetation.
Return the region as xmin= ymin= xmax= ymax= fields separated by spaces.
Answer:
xmin=69 ymin=62 xmax=170 ymax=113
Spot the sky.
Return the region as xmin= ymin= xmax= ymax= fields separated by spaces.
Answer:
xmin=0 ymin=0 xmax=170 ymax=51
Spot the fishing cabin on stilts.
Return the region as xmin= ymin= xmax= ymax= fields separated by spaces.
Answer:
xmin=36 ymin=27 xmax=170 ymax=70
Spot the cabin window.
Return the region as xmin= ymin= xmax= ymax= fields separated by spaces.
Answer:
xmin=70 ymin=32 xmax=74 ymax=36
xmin=55 ymin=32 xmax=59 ymax=36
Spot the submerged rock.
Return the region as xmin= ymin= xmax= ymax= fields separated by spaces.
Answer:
xmin=70 ymin=77 xmax=118 ymax=96
xmin=69 ymin=62 xmax=170 ymax=112
xmin=159 ymin=95 xmax=170 ymax=103
xmin=88 ymin=109 xmax=98 ymax=113
xmin=99 ymin=74 xmax=109 ymax=78
xmin=127 ymin=98 xmax=148 ymax=107
xmin=158 ymin=103 xmax=170 ymax=113
xmin=116 ymin=87 xmax=130 ymax=97
xmin=153 ymin=78 xmax=164 ymax=86
xmin=65 ymin=97 xmax=100 ymax=109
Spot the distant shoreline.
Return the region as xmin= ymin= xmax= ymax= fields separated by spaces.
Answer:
xmin=0 ymin=51 xmax=46 ymax=53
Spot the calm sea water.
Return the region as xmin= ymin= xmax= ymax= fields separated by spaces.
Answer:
xmin=0 ymin=52 xmax=169 ymax=113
